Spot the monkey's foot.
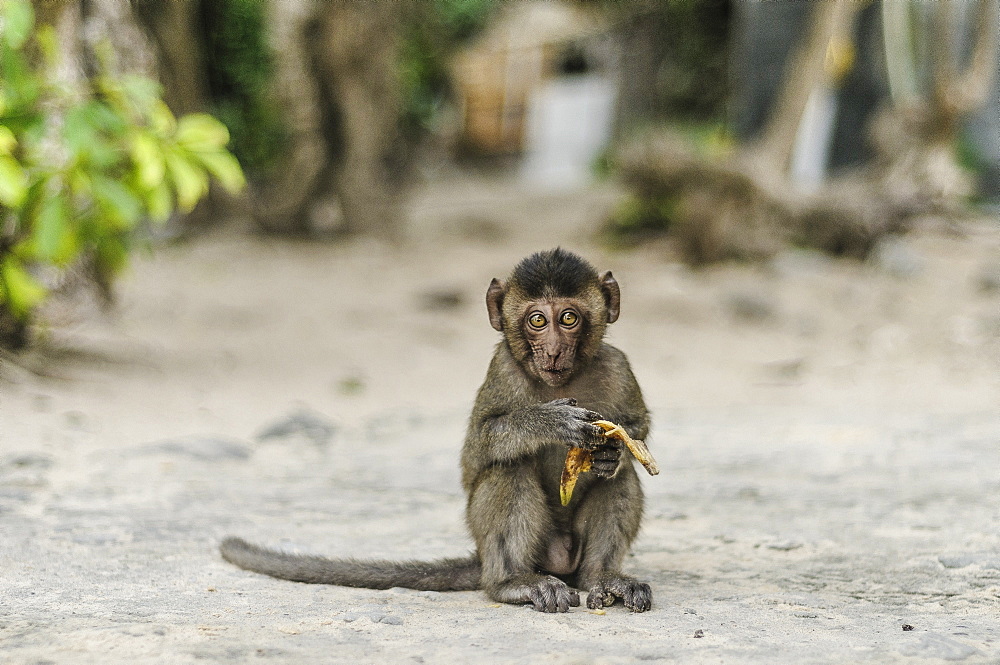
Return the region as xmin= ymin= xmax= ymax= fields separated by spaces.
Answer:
xmin=491 ymin=575 xmax=581 ymax=613
xmin=586 ymin=577 xmax=652 ymax=612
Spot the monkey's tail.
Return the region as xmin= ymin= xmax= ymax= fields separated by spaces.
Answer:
xmin=220 ymin=537 xmax=481 ymax=592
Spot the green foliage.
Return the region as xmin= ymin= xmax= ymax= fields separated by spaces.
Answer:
xmin=602 ymin=193 xmax=678 ymax=248
xmin=0 ymin=0 xmax=244 ymax=342
xmin=200 ymin=0 xmax=286 ymax=178
xmin=603 ymin=123 xmax=731 ymax=247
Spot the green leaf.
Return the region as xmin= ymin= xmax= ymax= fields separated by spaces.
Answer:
xmin=32 ymin=195 xmax=77 ymax=265
xmin=145 ymin=178 xmax=173 ymax=222
xmin=35 ymin=24 xmax=59 ymax=67
xmin=165 ymin=151 xmax=208 ymax=212
xmin=0 ymin=125 xmax=15 ymax=154
xmin=1 ymin=0 xmax=34 ymax=50
xmin=91 ymin=174 xmax=144 ymax=229
xmin=0 ymin=154 xmax=28 ymax=207
xmin=0 ymin=257 xmax=46 ymax=319
xmin=176 ymin=113 xmax=230 ymax=151
xmin=149 ymin=100 xmax=176 ymax=135
xmin=120 ymin=74 xmax=162 ymax=112
xmin=68 ymin=167 xmax=91 ymax=197
xmin=63 ymin=101 xmax=128 ymax=167
xmin=195 ymin=150 xmax=245 ymax=194
xmin=129 ymin=131 xmax=165 ymax=189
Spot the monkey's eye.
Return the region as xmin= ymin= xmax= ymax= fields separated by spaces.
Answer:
xmin=527 ymin=312 xmax=547 ymax=329
xmin=559 ymin=310 xmax=579 ymax=327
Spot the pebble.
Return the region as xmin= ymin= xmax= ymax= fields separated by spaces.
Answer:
xmin=256 ymin=408 xmax=337 ymax=446
xmin=135 ymin=436 xmax=252 ymax=461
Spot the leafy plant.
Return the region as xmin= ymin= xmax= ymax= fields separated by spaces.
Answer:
xmin=199 ymin=0 xmax=286 ymax=178
xmin=0 ymin=0 xmax=244 ymax=348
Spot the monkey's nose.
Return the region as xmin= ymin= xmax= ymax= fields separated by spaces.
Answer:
xmin=543 ymin=350 xmax=568 ymax=372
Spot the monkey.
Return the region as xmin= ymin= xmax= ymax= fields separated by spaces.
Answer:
xmin=221 ymin=248 xmax=653 ymax=613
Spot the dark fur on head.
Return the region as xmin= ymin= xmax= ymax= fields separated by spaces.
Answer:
xmin=511 ymin=248 xmax=600 ymax=300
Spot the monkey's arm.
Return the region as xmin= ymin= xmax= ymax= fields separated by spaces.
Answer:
xmin=473 ymin=398 xmax=603 ymax=466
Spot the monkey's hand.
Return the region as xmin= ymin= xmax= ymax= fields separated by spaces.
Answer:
xmin=589 ymin=440 xmax=624 ymax=479
xmin=540 ymin=398 xmax=605 ymax=449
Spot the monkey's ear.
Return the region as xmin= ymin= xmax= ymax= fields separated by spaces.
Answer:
xmin=600 ymin=271 xmax=620 ymax=323
xmin=486 ymin=278 xmax=506 ymax=331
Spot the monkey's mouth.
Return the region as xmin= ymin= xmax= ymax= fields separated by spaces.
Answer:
xmin=537 ymin=366 xmax=571 ymax=386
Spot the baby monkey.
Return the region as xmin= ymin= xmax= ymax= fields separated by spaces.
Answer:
xmin=222 ymin=248 xmax=653 ymax=612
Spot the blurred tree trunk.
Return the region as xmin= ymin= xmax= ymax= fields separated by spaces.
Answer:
xmin=132 ymin=1 xmax=209 ymax=116
xmin=254 ymin=0 xmax=409 ymax=240
xmin=32 ymin=0 xmax=158 ymax=82
xmin=746 ymin=0 xmax=862 ymax=178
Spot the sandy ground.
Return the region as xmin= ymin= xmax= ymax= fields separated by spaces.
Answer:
xmin=2 ymin=173 xmax=1000 ymax=664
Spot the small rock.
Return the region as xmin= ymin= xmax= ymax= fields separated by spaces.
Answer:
xmin=0 ymin=453 xmax=54 ymax=488
xmin=693 ymin=629 xmax=705 ymax=638
xmin=763 ymin=357 xmax=806 ymax=380
xmin=336 ymin=375 xmax=365 ymax=396
xmin=1 ymin=453 xmax=53 ymax=471
xmin=256 ymin=409 xmax=337 ymax=446
xmin=135 ymin=436 xmax=252 ymax=461
xmin=902 ymin=624 xmax=915 ymax=631
xmin=63 ymin=410 xmax=89 ymax=431
xmin=724 ymin=290 xmax=778 ymax=323
xmin=376 ymin=615 xmax=403 ymax=626
xmin=975 ymin=259 xmax=1000 ymax=293
xmin=418 ymin=289 xmax=465 ymax=311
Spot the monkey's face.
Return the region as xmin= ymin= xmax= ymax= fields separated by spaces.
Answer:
xmin=521 ymin=300 xmax=587 ymax=387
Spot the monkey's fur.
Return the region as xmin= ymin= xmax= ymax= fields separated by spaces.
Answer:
xmin=221 ymin=248 xmax=652 ymax=612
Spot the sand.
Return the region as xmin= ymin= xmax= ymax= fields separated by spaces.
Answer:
xmin=2 ymin=174 xmax=999 ymax=664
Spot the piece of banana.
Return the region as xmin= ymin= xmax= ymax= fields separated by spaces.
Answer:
xmin=592 ymin=420 xmax=660 ymax=476
xmin=559 ymin=420 xmax=660 ymax=506
xmin=559 ymin=447 xmax=593 ymax=506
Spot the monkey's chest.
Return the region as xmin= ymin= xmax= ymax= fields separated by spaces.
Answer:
xmin=534 ymin=449 xmax=585 ymax=576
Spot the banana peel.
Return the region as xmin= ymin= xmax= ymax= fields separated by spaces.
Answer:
xmin=559 ymin=447 xmax=593 ymax=506
xmin=559 ymin=420 xmax=660 ymax=506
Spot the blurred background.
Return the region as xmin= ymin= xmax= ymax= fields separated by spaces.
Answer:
xmin=4 ymin=4 xmax=1000 ymax=657
xmin=1 ymin=0 xmax=999 ymax=430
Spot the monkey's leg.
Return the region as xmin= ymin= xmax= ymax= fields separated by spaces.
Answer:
xmin=468 ymin=466 xmax=581 ymax=613
xmin=574 ymin=469 xmax=652 ymax=612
